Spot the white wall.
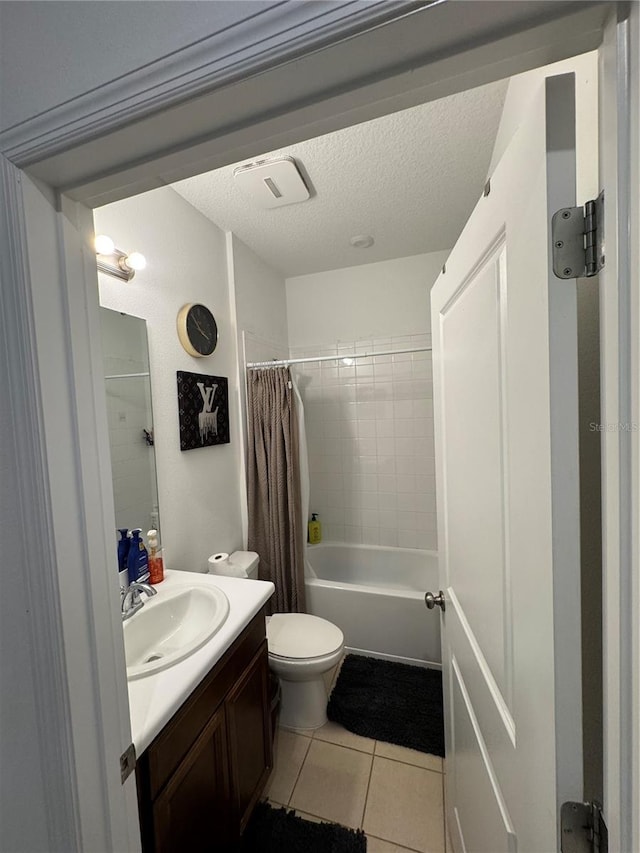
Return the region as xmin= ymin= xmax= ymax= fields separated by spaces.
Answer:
xmin=227 ymin=233 xmax=289 ymax=543
xmin=231 ymin=234 xmax=289 ymax=352
xmin=285 ymin=252 xmax=448 ymax=347
xmin=95 ymin=187 xmax=244 ymax=573
xmin=0 ymin=1 xmax=275 ymax=133
xmin=286 ymin=252 xmax=446 ymax=551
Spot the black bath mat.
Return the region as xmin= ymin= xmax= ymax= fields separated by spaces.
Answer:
xmin=242 ymin=802 xmax=367 ymax=853
xmin=327 ymin=654 xmax=444 ymax=757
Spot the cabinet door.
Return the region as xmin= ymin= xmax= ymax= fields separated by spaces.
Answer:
xmin=226 ymin=641 xmax=273 ymax=832
xmin=153 ymin=705 xmax=232 ymax=853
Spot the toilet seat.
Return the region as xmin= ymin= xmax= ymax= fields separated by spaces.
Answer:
xmin=267 ymin=613 xmax=344 ymax=661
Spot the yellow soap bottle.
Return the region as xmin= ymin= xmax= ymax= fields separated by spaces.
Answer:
xmin=308 ymin=513 xmax=322 ymax=544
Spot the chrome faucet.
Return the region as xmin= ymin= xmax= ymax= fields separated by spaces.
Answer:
xmin=121 ymin=581 xmax=157 ymax=621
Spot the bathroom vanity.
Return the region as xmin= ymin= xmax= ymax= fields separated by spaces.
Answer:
xmin=126 ymin=572 xmax=275 ymax=853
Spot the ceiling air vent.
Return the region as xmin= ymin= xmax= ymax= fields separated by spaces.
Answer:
xmin=233 ymin=156 xmax=310 ymax=209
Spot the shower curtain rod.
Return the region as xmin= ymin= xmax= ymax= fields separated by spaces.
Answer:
xmin=104 ymin=371 xmax=150 ymax=380
xmin=246 ymin=345 xmax=432 ymax=369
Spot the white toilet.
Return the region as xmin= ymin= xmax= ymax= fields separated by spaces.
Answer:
xmin=267 ymin=612 xmax=344 ymax=729
xmin=210 ymin=550 xmax=344 ymax=730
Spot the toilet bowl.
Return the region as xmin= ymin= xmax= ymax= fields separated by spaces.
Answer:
xmin=267 ymin=613 xmax=344 ymax=730
xmin=208 ymin=551 xmax=344 ymax=730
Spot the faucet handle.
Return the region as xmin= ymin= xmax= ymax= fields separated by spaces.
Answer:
xmin=121 ymin=580 xmax=157 ymax=621
xmin=131 ymin=581 xmax=157 ymax=597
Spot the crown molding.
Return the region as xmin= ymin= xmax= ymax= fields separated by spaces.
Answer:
xmin=0 ymin=1 xmax=426 ymax=167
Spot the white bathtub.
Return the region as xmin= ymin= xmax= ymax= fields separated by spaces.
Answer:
xmin=305 ymin=542 xmax=441 ymax=668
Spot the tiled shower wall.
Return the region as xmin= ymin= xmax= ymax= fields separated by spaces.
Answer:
xmin=291 ymin=333 xmax=437 ymax=550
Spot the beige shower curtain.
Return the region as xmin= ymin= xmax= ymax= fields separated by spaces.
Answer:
xmin=247 ymin=367 xmax=306 ymax=613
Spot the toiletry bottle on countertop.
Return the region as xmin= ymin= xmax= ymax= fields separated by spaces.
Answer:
xmin=147 ymin=528 xmax=164 ymax=585
xmin=117 ymin=529 xmax=130 ymax=575
xmin=308 ymin=513 xmax=322 ymax=544
xmin=127 ymin=528 xmax=149 ymax=585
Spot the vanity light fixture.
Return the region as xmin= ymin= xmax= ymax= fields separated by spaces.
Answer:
xmin=95 ymin=234 xmax=147 ymax=281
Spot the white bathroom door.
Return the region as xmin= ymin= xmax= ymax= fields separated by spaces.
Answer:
xmin=431 ymin=73 xmax=585 ymax=853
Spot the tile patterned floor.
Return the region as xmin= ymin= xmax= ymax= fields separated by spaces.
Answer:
xmin=263 ymin=663 xmax=448 ymax=853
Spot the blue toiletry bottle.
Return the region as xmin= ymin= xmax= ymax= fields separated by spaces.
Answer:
xmin=117 ymin=529 xmax=130 ymax=574
xmin=127 ymin=529 xmax=150 ymax=584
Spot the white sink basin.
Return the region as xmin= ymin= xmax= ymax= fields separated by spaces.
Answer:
xmin=123 ymin=585 xmax=230 ymax=679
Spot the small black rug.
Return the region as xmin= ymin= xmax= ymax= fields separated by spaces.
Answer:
xmin=327 ymin=654 xmax=444 ymax=757
xmin=242 ymin=802 xmax=367 ymax=853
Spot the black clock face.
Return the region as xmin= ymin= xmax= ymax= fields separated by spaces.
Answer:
xmin=186 ymin=304 xmax=217 ymax=356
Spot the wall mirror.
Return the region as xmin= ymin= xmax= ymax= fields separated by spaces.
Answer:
xmin=99 ymin=308 xmax=161 ymax=541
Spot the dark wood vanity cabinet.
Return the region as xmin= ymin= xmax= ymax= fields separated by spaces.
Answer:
xmin=136 ymin=611 xmax=273 ymax=852
xmin=152 ymin=706 xmax=232 ymax=853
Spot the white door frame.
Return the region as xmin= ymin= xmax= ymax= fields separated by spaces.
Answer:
xmin=599 ymin=7 xmax=640 ymax=852
xmin=629 ymin=8 xmax=640 ymax=850
xmin=0 ymin=3 xmax=635 ymax=850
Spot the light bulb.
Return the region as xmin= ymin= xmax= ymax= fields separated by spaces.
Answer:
xmin=123 ymin=252 xmax=146 ymax=271
xmin=94 ymin=234 xmax=115 ymax=255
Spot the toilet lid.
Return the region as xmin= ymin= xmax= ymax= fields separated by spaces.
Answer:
xmin=267 ymin=614 xmax=344 ymax=660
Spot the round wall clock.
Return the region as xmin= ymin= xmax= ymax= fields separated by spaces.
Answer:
xmin=177 ymin=303 xmax=218 ymax=357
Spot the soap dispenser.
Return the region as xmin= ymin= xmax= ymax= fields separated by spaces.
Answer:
xmin=147 ymin=528 xmax=164 ymax=585
xmin=308 ymin=513 xmax=322 ymax=544
xmin=117 ymin=529 xmax=130 ymax=575
xmin=127 ymin=529 xmax=149 ymax=585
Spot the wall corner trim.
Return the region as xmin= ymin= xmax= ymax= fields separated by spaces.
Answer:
xmin=0 ymin=153 xmax=80 ymax=850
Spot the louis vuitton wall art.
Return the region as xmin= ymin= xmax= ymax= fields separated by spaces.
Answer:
xmin=176 ymin=371 xmax=230 ymax=451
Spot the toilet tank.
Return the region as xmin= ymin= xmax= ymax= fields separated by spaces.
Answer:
xmin=230 ymin=550 xmax=260 ymax=579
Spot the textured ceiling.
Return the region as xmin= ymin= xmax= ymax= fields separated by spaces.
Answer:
xmin=172 ymin=80 xmax=508 ymax=277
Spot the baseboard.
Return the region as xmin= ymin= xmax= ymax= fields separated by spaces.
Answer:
xmin=344 ymin=646 xmax=442 ymax=670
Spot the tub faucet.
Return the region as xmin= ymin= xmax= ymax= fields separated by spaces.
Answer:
xmin=121 ymin=581 xmax=157 ymax=621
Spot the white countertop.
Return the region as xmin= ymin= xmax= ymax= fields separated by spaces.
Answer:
xmin=127 ymin=570 xmax=274 ymax=755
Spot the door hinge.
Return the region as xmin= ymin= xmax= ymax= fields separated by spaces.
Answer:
xmin=552 ymin=191 xmax=604 ymax=279
xmin=120 ymin=742 xmax=136 ymax=784
xmin=561 ymin=800 xmax=608 ymax=853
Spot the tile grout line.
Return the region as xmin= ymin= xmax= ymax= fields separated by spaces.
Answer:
xmin=359 ymin=742 xmax=377 ymax=831
xmin=286 ymin=734 xmax=313 ymax=807
xmin=312 ymin=732 xmax=376 ymax=755
xmin=276 ymin=728 xmax=446 ymax=849
xmin=314 ymin=735 xmax=445 ymax=772
xmin=288 ymin=736 xmax=374 ymax=833
xmin=307 ymin=725 xmax=445 ymax=771
xmin=373 ymin=741 xmax=445 ymax=774
xmin=292 ymin=807 xmax=337 ymax=824
xmin=367 ymin=747 xmax=447 ymax=852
